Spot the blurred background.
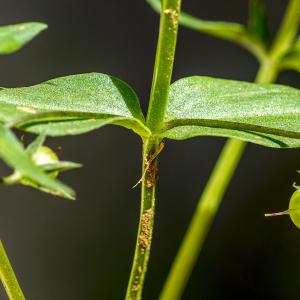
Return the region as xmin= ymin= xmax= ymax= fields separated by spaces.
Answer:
xmin=0 ymin=0 xmax=300 ymax=299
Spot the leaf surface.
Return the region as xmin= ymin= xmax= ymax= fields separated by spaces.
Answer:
xmin=0 ymin=22 xmax=47 ymax=54
xmin=162 ymin=76 xmax=300 ymax=148
xmin=0 ymin=73 xmax=149 ymax=137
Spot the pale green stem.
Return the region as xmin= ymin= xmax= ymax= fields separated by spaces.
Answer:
xmin=125 ymin=138 xmax=159 ymax=300
xmin=160 ymin=0 xmax=300 ymax=298
xmin=146 ymin=0 xmax=182 ymax=132
xmin=270 ymin=0 xmax=300 ymax=61
xmin=126 ymin=0 xmax=181 ymax=298
xmin=0 ymin=241 xmax=25 ymax=300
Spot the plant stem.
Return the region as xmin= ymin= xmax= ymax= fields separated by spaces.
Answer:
xmin=126 ymin=0 xmax=181 ymax=298
xmin=160 ymin=0 xmax=300 ymax=298
xmin=0 ymin=241 xmax=25 ymax=300
xmin=270 ymin=0 xmax=300 ymax=61
xmin=125 ymin=138 xmax=160 ymax=300
xmin=146 ymin=0 xmax=182 ymax=132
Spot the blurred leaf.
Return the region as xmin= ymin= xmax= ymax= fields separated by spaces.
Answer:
xmin=280 ymin=37 xmax=300 ymax=73
xmin=293 ymin=36 xmax=300 ymax=52
xmin=26 ymin=134 xmax=46 ymax=156
xmin=146 ymin=0 xmax=266 ymax=60
xmin=0 ymin=125 xmax=75 ymax=199
xmin=280 ymin=52 xmax=300 ymax=72
xmin=41 ymin=161 xmax=82 ymax=172
xmin=0 ymin=22 xmax=47 ymax=54
xmin=161 ymin=76 xmax=300 ymax=148
xmin=248 ymin=0 xmax=270 ymax=45
xmin=0 ymin=73 xmax=150 ymax=138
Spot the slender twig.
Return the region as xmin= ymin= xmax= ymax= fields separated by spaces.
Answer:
xmin=0 ymin=241 xmax=25 ymax=300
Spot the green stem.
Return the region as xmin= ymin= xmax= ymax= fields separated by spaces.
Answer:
xmin=0 ymin=241 xmax=25 ymax=300
xmin=125 ymin=138 xmax=160 ymax=300
xmin=160 ymin=0 xmax=300 ymax=297
xmin=146 ymin=0 xmax=182 ymax=132
xmin=270 ymin=0 xmax=300 ymax=61
xmin=126 ymin=0 xmax=181 ymax=298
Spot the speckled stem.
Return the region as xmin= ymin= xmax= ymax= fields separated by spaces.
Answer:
xmin=125 ymin=138 xmax=160 ymax=300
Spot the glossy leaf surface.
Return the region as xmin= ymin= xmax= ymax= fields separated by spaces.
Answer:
xmin=0 ymin=22 xmax=47 ymax=54
xmin=162 ymin=76 xmax=300 ymax=148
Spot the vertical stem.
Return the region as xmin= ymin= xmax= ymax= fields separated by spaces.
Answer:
xmin=270 ymin=0 xmax=300 ymax=60
xmin=126 ymin=138 xmax=159 ymax=300
xmin=126 ymin=0 xmax=181 ymax=298
xmin=146 ymin=0 xmax=182 ymax=132
xmin=0 ymin=241 xmax=25 ymax=300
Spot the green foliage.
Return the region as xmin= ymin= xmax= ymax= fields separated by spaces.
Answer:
xmin=0 ymin=125 xmax=75 ymax=199
xmin=0 ymin=0 xmax=300 ymax=298
xmin=3 ymin=73 xmax=300 ymax=149
xmin=0 ymin=23 xmax=47 ymax=54
xmin=0 ymin=73 xmax=150 ymax=138
xmin=162 ymin=76 xmax=300 ymax=148
xmin=2 ymin=134 xmax=80 ymax=197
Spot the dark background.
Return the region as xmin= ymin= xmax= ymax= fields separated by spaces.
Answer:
xmin=0 ymin=0 xmax=300 ymax=299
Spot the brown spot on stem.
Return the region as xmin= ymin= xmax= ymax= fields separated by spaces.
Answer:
xmin=144 ymin=142 xmax=164 ymax=188
xmin=138 ymin=209 xmax=153 ymax=249
xmin=164 ymin=8 xmax=179 ymax=30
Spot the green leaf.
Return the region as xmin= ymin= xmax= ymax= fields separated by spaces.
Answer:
xmin=41 ymin=161 xmax=82 ymax=172
xmin=0 ymin=124 xmax=75 ymax=199
xmin=0 ymin=73 xmax=150 ymax=137
xmin=0 ymin=22 xmax=47 ymax=54
xmin=162 ymin=76 xmax=300 ymax=148
xmin=146 ymin=0 xmax=266 ymax=61
xmin=26 ymin=134 xmax=46 ymax=156
xmin=248 ymin=0 xmax=270 ymax=45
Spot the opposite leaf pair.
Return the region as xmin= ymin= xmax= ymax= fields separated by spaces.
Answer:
xmin=1 ymin=72 xmax=300 ymax=150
